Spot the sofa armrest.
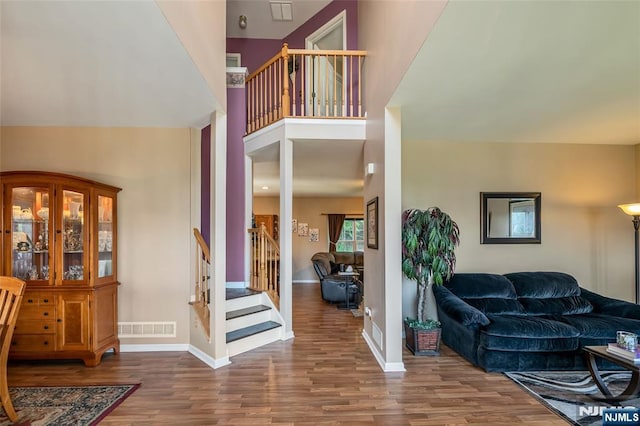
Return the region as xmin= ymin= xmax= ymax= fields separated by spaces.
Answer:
xmin=580 ymin=287 xmax=640 ymax=319
xmin=434 ymin=286 xmax=490 ymax=327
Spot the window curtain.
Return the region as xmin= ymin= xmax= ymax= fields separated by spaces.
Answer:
xmin=328 ymin=214 xmax=346 ymax=252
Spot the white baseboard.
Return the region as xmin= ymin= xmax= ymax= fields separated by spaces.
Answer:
xmin=189 ymin=345 xmax=231 ymax=369
xmin=226 ymin=281 xmax=247 ymax=288
xmin=120 ymin=343 xmax=190 ymax=352
xmin=361 ymin=330 xmax=406 ymax=372
xmin=282 ymin=330 xmax=295 ymax=340
xmin=293 ymin=280 xmax=319 ymax=284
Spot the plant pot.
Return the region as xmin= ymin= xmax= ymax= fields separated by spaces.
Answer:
xmin=404 ymin=320 xmax=441 ymax=356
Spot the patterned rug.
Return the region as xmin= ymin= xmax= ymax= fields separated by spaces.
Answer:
xmin=0 ymin=384 xmax=139 ymax=426
xmin=506 ymin=371 xmax=639 ymax=425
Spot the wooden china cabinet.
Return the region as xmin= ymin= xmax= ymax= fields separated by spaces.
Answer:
xmin=0 ymin=171 xmax=121 ymax=366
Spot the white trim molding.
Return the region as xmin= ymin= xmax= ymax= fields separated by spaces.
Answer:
xmin=361 ymin=330 xmax=406 ymax=372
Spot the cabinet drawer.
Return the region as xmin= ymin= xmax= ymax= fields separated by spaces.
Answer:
xmin=18 ymin=305 xmax=54 ymax=320
xmin=23 ymin=293 xmax=54 ymax=306
xmin=14 ymin=320 xmax=55 ymax=334
xmin=11 ymin=334 xmax=55 ymax=351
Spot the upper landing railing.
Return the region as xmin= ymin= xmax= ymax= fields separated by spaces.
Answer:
xmin=246 ymin=43 xmax=367 ymax=135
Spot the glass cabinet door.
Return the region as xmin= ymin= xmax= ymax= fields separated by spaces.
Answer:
xmin=10 ymin=186 xmax=51 ymax=282
xmin=61 ymin=190 xmax=86 ymax=282
xmin=97 ymin=195 xmax=114 ymax=278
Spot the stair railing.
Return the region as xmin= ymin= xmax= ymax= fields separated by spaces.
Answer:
xmin=191 ymin=228 xmax=211 ymax=339
xmin=248 ymin=224 xmax=280 ymax=307
xmin=245 ymin=43 xmax=367 ymax=134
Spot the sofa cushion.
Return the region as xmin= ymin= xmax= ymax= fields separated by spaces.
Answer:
xmin=464 ymin=298 xmax=526 ymax=315
xmin=556 ymin=313 xmax=640 ymax=339
xmin=448 ymin=273 xmax=518 ymax=298
xmin=505 ymin=272 xmax=580 ymax=298
xmin=332 ymin=252 xmax=356 ymax=266
xmin=446 ymin=273 xmax=525 ymax=315
xmin=505 ymin=272 xmax=593 ymax=315
xmin=519 ymin=296 xmax=593 ymax=316
xmin=481 ymin=315 xmax=580 ymax=352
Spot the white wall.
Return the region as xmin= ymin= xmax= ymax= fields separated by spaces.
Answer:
xmin=358 ymin=0 xmax=448 ymax=368
xmin=253 ymin=196 xmax=363 ymax=282
xmin=1 ymin=126 xmax=193 ymax=345
xmin=402 ymin=140 xmax=637 ymax=319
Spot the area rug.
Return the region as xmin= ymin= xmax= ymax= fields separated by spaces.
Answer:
xmin=506 ymin=371 xmax=638 ymax=425
xmin=0 ymin=384 xmax=139 ymax=426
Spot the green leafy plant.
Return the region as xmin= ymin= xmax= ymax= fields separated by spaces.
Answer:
xmin=404 ymin=318 xmax=441 ymax=330
xmin=402 ymin=207 xmax=460 ymax=324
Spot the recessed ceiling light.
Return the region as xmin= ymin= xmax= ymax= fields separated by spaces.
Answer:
xmin=270 ymin=1 xmax=293 ymax=21
xmin=262 ymin=186 xmax=269 ymax=190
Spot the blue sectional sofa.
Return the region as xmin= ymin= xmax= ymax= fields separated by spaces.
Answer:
xmin=434 ymin=272 xmax=640 ymax=372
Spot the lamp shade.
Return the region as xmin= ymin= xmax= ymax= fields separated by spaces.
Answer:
xmin=619 ymin=203 xmax=640 ymax=216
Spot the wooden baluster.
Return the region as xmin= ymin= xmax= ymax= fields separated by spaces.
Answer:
xmin=291 ymin=54 xmax=296 ymax=117
xmin=349 ymin=55 xmax=354 ymax=117
xmin=282 ymin=43 xmax=290 ymax=118
xmin=358 ymin=56 xmax=362 ymax=117
xmin=342 ymin=54 xmax=347 ymax=117
xmin=300 ymin=53 xmax=305 ymax=116
xmin=324 ymin=54 xmax=329 ymax=116
xmin=333 ymin=55 xmax=338 ymax=117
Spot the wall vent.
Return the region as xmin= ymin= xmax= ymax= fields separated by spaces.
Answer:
xmin=118 ymin=322 xmax=176 ymax=338
xmin=372 ymin=322 xmax=383 ymax=349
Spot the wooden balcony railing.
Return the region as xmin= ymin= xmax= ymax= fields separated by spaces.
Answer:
xmin=246 ymin=43 xmax=367 ymax=134
xmin=248 ymin=224 xmax=280 ymax=307
xmin=190 ymin=228 xmax=211 ymax=340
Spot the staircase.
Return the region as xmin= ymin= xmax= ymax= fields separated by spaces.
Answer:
xmin=226 ymin=288 xmax=283 ymax=357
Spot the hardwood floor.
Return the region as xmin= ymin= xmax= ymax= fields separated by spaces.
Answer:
xmin=7 ymin=284 xmax=565 ymax=425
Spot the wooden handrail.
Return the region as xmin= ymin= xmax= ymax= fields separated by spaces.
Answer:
xmin=245 ymin=43 xmax=367 ymax=134
xmin=193 ymin=228 xmax=210 ymax=263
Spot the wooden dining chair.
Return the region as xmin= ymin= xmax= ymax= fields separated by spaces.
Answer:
xmin=0 ymin=277 xmax=26 ymax=422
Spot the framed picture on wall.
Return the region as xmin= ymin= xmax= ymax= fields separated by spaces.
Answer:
xmin=309 ymin=228 xmax=319 ymax=242
xmin=298 ymin=222 xmax=309 ymax=237
xmin=367 ymin=197 xmax=378 ymax=249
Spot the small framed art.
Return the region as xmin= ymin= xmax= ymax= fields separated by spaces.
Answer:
xmin=367 ymin=197 xmax=378 ymax=249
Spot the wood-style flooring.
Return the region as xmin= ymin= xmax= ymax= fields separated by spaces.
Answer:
xmin=7 ymin=284 xmax=565 ymax=425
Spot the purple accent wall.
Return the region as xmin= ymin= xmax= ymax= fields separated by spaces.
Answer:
xmin=201 ymin=125 xmax=211 ymax=246
xmin=226 ymin=0 xmax=358 ymax=74
xmin=226 ymin=86 xmax=247 ymax=282
xmin=282 ymin=1 xmax=357 ymax=50
xmin=226 ymin=38 xmax=283 ymax=75
xmin=218 ymin=0 xmax=360 ymax=282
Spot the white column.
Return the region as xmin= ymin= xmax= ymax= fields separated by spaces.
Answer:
xmin=383 ymin=106 xmax=405 ymax=371
xmin=244 ymin=154 xmax=253 ymax=287
xmin=211 ymin=110 xmax=229 ymax=364
xmin=279 ymin=138 xmax=295 ymax=339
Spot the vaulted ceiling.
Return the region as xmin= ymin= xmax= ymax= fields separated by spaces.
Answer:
xmin=1 ymin=1 xmax=638 ymax=197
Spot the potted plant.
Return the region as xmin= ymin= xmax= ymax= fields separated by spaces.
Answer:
xmin=402 ymin=207 xmax=460 ymax=355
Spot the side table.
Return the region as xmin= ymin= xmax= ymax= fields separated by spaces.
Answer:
xmin=584 ymin=345 xmax=640 ymax=402
xmin=337 ymin=271 xmax=360 ymax=310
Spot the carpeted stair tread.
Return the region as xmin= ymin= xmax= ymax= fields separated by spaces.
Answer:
xmin=226 ymin=321 xmax=281 ymax=343
xmin=226 ymin=304 xmax=272 ymax=320
xmin=226 ymin=288 xmax=261 ymax=300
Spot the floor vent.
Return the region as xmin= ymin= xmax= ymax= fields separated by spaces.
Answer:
xmin=118 ymin=322 xmax=177 ymax=338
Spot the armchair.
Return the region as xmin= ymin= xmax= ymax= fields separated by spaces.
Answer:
xmin=311 ymin=252 xmax=362 ymax=304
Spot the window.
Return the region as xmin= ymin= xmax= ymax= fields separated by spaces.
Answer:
xmin=336 ymin=218 xmax=364 ymax=251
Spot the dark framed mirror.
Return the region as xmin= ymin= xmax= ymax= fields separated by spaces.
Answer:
xmin=480 ymin=192 xmax=541 ymax=244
